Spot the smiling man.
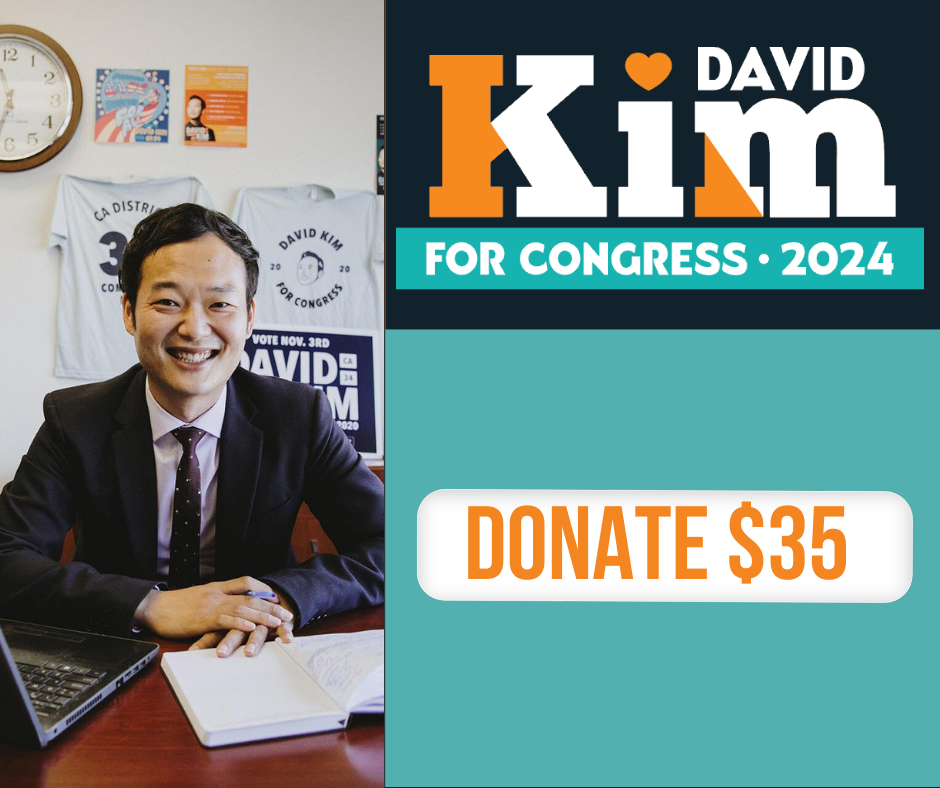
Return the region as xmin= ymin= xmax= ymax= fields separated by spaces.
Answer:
xmin=0 ymin=204 xmax=384 ymax=657
xmin=184 ymin=94 xmax=215 ymax=143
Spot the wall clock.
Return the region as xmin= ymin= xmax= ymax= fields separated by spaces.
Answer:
xmin=0 ymin=25 xmax=82 ymax=172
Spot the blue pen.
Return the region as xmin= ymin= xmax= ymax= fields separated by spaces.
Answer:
xmin=245 ymin=590 xmax=279 ymax=601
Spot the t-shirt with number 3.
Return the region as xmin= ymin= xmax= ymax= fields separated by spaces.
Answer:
xmin=49 ymin=175 xmax=214 ymax=380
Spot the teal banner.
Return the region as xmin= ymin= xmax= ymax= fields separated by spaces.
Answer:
xmin=387 ymin=330 xmax=940 ymax=787
xmin=396 ymin=228 xmax=924 ymax=290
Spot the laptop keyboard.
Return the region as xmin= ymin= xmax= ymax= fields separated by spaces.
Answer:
xmin=15 ymin=659 xmax=106 ymax=717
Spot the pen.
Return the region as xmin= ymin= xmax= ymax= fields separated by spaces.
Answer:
xmin=245 ymin=591 xmax=279 ymax=601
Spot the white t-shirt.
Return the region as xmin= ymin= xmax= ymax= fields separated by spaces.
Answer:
xmin=233 ymin=185 xmax=384 ymax=330
xmin=49 ymin=175 xmax=214 ymax=380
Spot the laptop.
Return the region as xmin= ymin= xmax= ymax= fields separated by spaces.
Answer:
xmin=0 ymin=618 xmax=158 ymax=748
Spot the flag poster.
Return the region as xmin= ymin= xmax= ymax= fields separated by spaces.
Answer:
xmin=94 ymin=69 xmax=170 ymax=144
xmin=183 ymin=65 xmax=248 ymax=147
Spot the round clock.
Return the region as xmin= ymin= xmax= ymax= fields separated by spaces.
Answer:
xmin=0 ymin=25 xmax=82 ymax=172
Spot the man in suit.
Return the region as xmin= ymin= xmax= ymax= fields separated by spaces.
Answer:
xmin=0 ymin=204 xmax=384 ymax=658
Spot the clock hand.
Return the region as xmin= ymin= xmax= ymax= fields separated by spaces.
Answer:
xmin=0 ymin=103 xmax=8 ymax=139
xmin=0 ymin=81 xmax=10 ymax=113
xmin=0 ymin=68 xmax=11 ymax=108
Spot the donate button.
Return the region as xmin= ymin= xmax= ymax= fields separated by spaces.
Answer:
xmin=417 ymin=491 xmax=912 ymax=603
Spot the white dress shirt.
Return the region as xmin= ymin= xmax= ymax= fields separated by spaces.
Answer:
xmin=145 ymin=379 xmax=226 ymax=580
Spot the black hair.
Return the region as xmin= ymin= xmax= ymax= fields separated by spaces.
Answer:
xmin=119 ymin=203 xmax=259 ymax=315
xmin=188 ymin=94 xmax=207 ymax=112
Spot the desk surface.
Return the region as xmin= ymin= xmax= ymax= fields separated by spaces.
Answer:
xmin=0 ymin=606 xmax=384 ymax=788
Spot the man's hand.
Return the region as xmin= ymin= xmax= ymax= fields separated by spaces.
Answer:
xmin=188 ymin=581 xmax=298 ymax=658
xmin=134 ymin=576 xmax=294 ymax=641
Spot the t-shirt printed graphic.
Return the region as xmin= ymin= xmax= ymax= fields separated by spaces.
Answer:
xmin=49 ymin=176 xmax=214 ymax=380
xmin=233 ymin=185 xmax=384 ymax=331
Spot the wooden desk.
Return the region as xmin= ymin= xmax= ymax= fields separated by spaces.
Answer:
xmin=0 ymin=606 xmax=384 ymax=788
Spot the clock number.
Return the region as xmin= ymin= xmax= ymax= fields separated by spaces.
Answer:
xmin=3 ymin=138 xmax=13 ymax=152
xmin=2 ymin=48 xmax=17 ymax=62
xmin=27 ymin=133 xmax=38 ymax=145
xmin=99 ymin=231 xmax=128 ymax=276
xmin=44 ymin=71 xmax=55 ymax=84
xmin=42 ymin=115 xmax=52 ymax=129
xmin=50 ymin=94 xmax=62 ymax=107
xmin=31 ymin=54 xmax=36 ymax=67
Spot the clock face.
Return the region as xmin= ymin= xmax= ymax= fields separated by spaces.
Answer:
xmin=0 ymin=32 xmax=77 ymax=165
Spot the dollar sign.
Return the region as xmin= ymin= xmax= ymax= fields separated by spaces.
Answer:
xmin=729 ymin=501 xmax=764 ymax=585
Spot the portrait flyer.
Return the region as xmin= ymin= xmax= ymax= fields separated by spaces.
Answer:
xmin=183 ymin=65 xmax=248 ymax=147
xmin=94 ymin=69 xmax=170 ymax=144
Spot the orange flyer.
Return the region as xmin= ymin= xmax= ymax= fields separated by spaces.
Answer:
xmin=183 ymin=65 xmax=248 ymax=147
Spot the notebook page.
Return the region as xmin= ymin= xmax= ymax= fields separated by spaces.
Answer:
xmin=162 ymin=643 xmax=342 ymax=733
xmin=281 ymin=630 xmax=384 ymax=712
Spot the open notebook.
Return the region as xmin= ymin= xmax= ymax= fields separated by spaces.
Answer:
xmin=161 ymin=629 xmax=384 ymax=747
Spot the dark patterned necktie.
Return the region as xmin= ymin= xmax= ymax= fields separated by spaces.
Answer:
xmin=167 ymin=427 xmax=206 ymax=589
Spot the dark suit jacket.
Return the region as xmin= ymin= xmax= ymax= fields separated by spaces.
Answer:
xmin=0 ymin=366 xmax=384 ymax=636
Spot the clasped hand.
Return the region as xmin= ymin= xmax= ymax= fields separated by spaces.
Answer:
xmin=135 ymin=576 xmax=296 ymax=658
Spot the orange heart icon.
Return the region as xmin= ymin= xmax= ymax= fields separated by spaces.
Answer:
xmin=625 ymin=53 xmax=673 ymax=91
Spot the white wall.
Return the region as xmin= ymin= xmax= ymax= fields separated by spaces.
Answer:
xmin=0 ymin=0 xmax=383 ymax=483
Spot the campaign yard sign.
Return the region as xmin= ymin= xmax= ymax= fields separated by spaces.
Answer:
xmin=241 ymin=325 xmax=382 ymax=460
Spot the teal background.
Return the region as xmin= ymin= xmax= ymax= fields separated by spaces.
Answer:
xmin=386 ymin=330 xmax=938 ymax=787
xmin=397 ymin=228 xmax=924 ymax=289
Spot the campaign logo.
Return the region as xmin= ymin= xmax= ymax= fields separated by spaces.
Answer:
xmin=430 ymin=50 xmax=895 ymax=219
xmin=95 ymin=69 xmax=170 ymax=144
xmin=273 ymin=227 xmax=346 ymax=311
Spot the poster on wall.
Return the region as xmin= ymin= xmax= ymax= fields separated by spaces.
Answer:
xmin=376 ymin=115 xmax=385 ymax=195
xmin=241 ymin=324 xmax=383 ymax=460
xmin=94 ymin=69 xmax=170 ymax=143
xmin=183 ymin=65 xmax=248 ymax=147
